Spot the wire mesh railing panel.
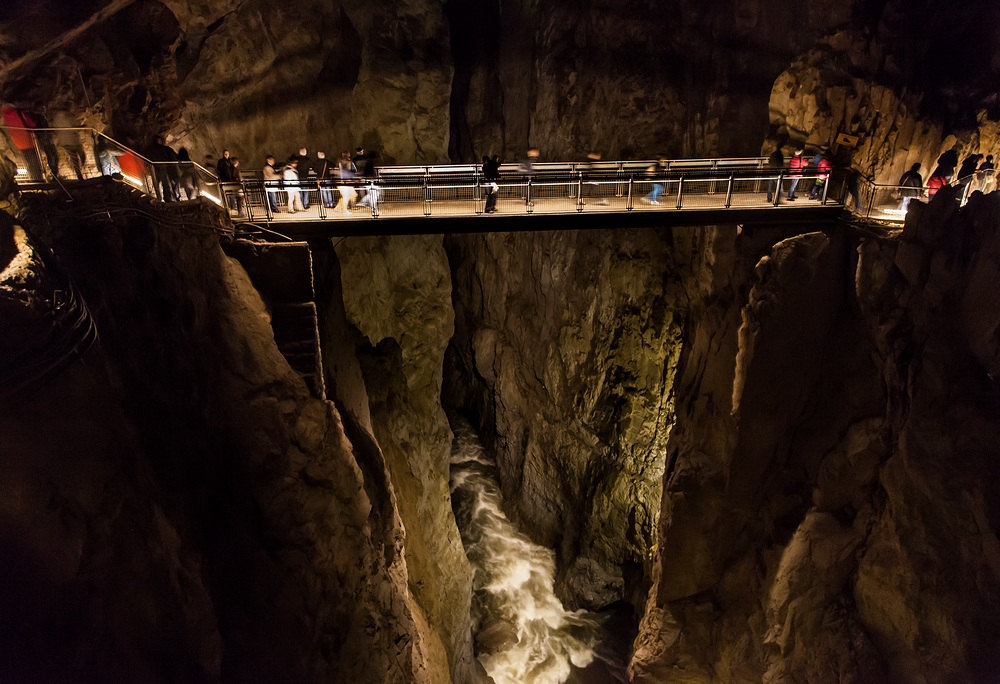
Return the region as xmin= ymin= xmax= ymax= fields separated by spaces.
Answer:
xmin=427 ymin=184 xmax=479 ymax=215
xmin=729 ymin=177 xmax=776 ymax=207
xmin=377 ymin=185 xmax=426 ymax=217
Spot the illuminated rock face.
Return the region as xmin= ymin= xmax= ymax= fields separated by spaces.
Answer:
xmin=632 ymin=190 xmax=1000 ymax=682
xmin=11 ymin=0 xmax=999 ymax=167
xmin=0 ymin=194 xmax=447 ymax=684
xmin=444 ymin=227 xmax=721 ymax=612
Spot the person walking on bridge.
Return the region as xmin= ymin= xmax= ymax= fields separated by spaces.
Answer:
xmin=263 ymin=155 xmax=282 ymax=213
xmin=897 ymin=163 xmax=923 ymax=213
xmin=283 ymin=158 xmax=305 ymax=213
xmin=786 ymin=147 xmax=805 ymax=201
xmin=808 ymin=149 xmax=832 ymax=200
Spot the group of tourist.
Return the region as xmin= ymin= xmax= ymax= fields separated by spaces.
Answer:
xmin=242 ymin=147 xmax=380 ymax=215
xmin=764 ymin=147 xmax=833 ymax=203
xmin=901 ymin=150 xmax=996 ymax=207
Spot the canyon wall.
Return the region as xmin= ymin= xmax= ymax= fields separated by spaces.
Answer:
xmin=4 ymin=0 xmax=998 ymax=169
xmin=631 ymin=190 xmax=1000 ymax=682
xmin=0 ymin=189 xmax=452 ymax=683
xmin=443 ymin=225 xmax=727 ymax=613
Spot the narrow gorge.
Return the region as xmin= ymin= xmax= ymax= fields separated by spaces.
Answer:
xmin=2 ymin=1 xmax=1000 ymax=683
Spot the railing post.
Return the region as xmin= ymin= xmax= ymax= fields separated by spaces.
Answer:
xmin=866 ymin=185 xmax=875 ymax=218
xmin=676 ymin=176 xmax=684 ymax=209
xmin=424 ymin=171 xmax=431 ymax=216
xmin=821 ymin=174 xmax=830 ymax=205
xmin=577 ymin=173 xmax=584 ymax=212
xmin=627 ymin=176 xmax=633 ymax=211
xmin=317 ymin=181 xmax=327 ymax=220
xmin=725 ymin=174 xmax=734 ymax=208
xmin=773 ymin=173 xmax=783 ymax=207
xmin=526 ymin=178 xmax=533 ymax=213
xmin=263 ymin=181 xmax=274 ymax=222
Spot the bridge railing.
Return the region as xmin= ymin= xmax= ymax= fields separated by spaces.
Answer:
xmin=848 ymin=168 xmax=999 ymax=222
xmin=1 ymin=125 xmax=227 ymax=208
xmin=224 ymin=170 xmax=839 ymax=221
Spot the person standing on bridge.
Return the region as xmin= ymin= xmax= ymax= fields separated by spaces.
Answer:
xmin=766 ymin=146 xmax=783 ymax=203
xmin=263 ymin=155 xmax=282 ymax=213
xmin=314 ymin=152 xmax=334 ymax=208
xmin=808 ymin=149 xmax=832 ymax=200
xmin=217 ymin=150 xmax=235 ymax=183
xmin=484 ymin=154 xmax=501 ymax=213
xmin=283 ymin=158 xmax=305 ymax=213
xmin=786 ymin=148 xmax=805 ymax=201
xmin=290 ymin=148 xmax=313 ymax=210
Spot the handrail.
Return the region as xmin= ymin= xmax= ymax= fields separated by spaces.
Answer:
xmin=24 ymin=124 xmax=985 ymax=224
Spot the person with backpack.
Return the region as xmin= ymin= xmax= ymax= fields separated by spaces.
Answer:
xmin=808 ymin=149 xmax=832 ymax=200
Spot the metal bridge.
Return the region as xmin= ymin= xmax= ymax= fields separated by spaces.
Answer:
xmin=3 ymin=123 xmax=982 ymax=235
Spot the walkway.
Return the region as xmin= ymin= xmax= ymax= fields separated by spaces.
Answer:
xmin=4 ymin=123 xmax=967 ymax=230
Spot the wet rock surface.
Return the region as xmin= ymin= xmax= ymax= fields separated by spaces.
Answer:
xmin=632 ymin=191 xmax=1000 ymax=682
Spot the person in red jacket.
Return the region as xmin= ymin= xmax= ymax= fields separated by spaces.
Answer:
xmin=926 ymin=168 xmax=949 ymax=197
xmin=787 ymin=147 xmax=806 ymax=201
xmin=808 ymin=149 xmax=832 ymax=200
xmin=2 ymin=104 xmax=43 ymax=180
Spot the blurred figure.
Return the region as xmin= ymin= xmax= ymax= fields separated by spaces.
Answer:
xmin=336 ymin=151 xmax=357 ymax=211
xmin=483 ymin=154 xmax=501 ymax=213
xmin=283 ymin=159 xmax=304 ymax=212
xmin=978 ymin=154 xmax=995 ymax=193
xmin=177 ymin=148 xmax=199 ymax=200
xmin=263 ymin=155 xmax=282 ymax=213
xmin=897 ymin=162 xmax=923 ymax=213
xmin=51 ymin=109 xmax=87 ymax=180
xmin=2 ymin=104 xmax=43 ymax=180
xmin=33 ymin=106 xmax=60 ymax=179
xmin=642 ymin=159 xmax=665 ymax=204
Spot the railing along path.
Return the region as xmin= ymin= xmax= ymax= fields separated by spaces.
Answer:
xmin=3 ymin=124 xmax=985 ymax=226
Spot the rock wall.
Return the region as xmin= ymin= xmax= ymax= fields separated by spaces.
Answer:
xmin=6 ymin=0 xmax=998 ymax=169
xmin=0 ymin=188 xmax=444 ymax=684
xmin=631 ymin=190 xmax=1000 ymax=682
xmin=317 ymin=235 xmax=481 ymax=684
xmin=444 ymin=226 xmax=724 ymax=612
xmin=765 ymin=0 xmax=1000 ymax=183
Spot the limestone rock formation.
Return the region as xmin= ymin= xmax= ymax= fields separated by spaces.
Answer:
xmin=765 ymin=1 xmax=1000 ymax=183
xmin=319 ymin=235 xmax=479 ymax=684
xmin=0 ymin=186 xmax=443 ymax=683
xmin=632 ymin=191 xmax=1000 ymax=682
xmin=444 ymin=227 xmax=714 ymax=612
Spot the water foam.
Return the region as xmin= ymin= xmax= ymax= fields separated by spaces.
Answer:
xmin=449 ymin=417 xmax=598 ymax=684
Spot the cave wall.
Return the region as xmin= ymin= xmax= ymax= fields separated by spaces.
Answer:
xmin=0 ymin=192 xmax=447 ymax=683
xmin=316 ymin=234 xmax=482 ymax=684
xmin=442 ymin=226 xmax=725 ymax=612
xmin=3 ymin=0 xmax=998 ymax=168
xmin=631 ymin=191 xmax=1000 ymax=682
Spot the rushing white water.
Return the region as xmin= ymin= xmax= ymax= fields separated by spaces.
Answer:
xmin=449 ymin=416 xmax=599 ymax=684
